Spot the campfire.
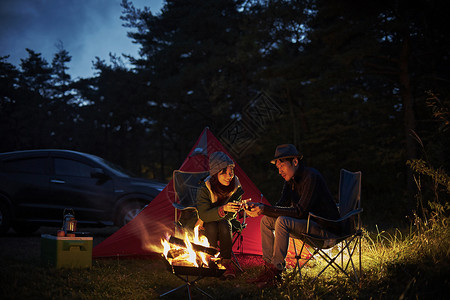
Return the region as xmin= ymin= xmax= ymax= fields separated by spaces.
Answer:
xmin=161 ymin=225 xmax=225 ymax=276
xmin=159 ymin=226 xmax=226 ymax=298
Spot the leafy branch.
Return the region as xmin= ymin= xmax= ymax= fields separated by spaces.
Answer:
xmin=426 ymin=91 xmax=450 ymax=132
xmin=406 ymin=159 xmax=450 ymax=194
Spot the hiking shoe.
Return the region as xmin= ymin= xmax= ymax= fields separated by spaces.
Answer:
xmin=222 ymin=260 xmax=237 ymax=279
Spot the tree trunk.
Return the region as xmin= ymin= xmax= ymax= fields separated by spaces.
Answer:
xmin=399 ymin=33 xmax=417 ymax=198
xmin=285 ymin=86 xmax=298 ymax=146
xmin=158 ymin=104 xmax=165 ymax=180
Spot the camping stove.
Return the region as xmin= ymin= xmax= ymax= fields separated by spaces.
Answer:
xmin=160 ymin=255 xmax=225 ymax=299
xmin=162 ymin=254 xmax=225 ymax=277
xmin=160 ymin=235 xmax=225 ymax=299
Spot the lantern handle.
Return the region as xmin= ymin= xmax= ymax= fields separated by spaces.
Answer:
xmin=63 ymin=208 xmax=75 ymax=217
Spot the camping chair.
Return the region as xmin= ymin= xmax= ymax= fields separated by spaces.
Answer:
xmin=172 ymin=170 xmax=247 ymax=272
xmin=293 ymin=169 xmax=362 ymax=284
xmin=172 ymin=170 xmax=209 ymax=235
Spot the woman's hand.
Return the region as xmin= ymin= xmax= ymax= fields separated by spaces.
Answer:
xmin=245 ymin=202 xmax=263 ymax=217
xmin=223 ymin=202 xmax=241 ymax=213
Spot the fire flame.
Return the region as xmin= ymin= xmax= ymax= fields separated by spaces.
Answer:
xmin=184 ymin=231 xmax=199 ymax=267
xmin=161 ymin=224 xmax=221 ymax=268
xmin=193 ymin=225 xmax=208 ymax=246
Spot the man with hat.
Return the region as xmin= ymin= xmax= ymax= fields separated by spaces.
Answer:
xmin=245 ymin=144 xmax=341 ymax=287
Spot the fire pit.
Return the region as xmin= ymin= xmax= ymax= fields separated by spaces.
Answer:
xmin=159 ymin=229 xmax=225 ymax=299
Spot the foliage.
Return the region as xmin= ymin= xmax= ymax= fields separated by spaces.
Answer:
xmin=426 ymin=91 xmax=450 ymax=132
xmin=407 ymin=159 xmax=450 ymax=194
xmin=406 ymin=92 xmax=450 ymax=224
xmin=1 ymin=0 xmax=450 ymax=226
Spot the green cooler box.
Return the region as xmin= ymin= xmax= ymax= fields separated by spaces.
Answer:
xmin=41 ymin=234 xmax=93 ymax=268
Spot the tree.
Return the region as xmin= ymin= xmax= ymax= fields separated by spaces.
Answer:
xmin=49 ymin=41 xmax=76 ymax=148
xmin=71 ymin=54 xmax=158 ymax=176
xmin=12 ymin=49 xmax=53 ymax=148
xmin=0 ymin=56 xmax=21 ymax=151
xmin=20 ymin=48 xmax=52 ymax=97
xmin=283 ymin=0 xmax=450 ymax=219
xmin=51 ymin=40 xmax=72 ymax=96
xmin=121 ymin=0 xmax=255 ymax=178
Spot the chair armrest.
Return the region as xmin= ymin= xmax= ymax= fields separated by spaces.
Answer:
xmin=308 ymin=212 xmax=340 ymax=223
xmin=307 ymin=208 xmax=363 ymax=234
xmin=340 ymin=208 xmax=363 ymax=220
xmin=173 ymin=203 xmax=197 ymax=211
xmin=309 ymin=208 xmax=363 ymax=223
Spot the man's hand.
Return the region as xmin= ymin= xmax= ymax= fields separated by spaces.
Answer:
xmin=245 ymin=202 xmax=263 ymax=217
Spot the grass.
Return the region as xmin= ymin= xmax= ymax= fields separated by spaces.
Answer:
xmin=1 ymin=217 xmax=449 ymax=300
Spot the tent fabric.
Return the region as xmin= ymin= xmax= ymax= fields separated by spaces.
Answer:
xmin=92 ymin=128 xmax=310 ymax=262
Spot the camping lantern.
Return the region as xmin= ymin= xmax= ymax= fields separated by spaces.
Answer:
xmin=62 ymin=208 xmax=77 ymax=234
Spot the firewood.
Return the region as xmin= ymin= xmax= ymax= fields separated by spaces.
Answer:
xmin=167 ymin=248 xmax=187 ymax=259
xmin=168 ymin=236 xmax=219 ymax=255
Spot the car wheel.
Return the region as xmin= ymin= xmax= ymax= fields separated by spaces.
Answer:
xmin=0 ymin=201 xmax=11 ymax=235
xmin=117 ymin=201 xmax=146 ymax=227
xmin=11 ymin=221 xmax=41 ymax=235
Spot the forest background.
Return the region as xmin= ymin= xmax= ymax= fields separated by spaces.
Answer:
xmin=1 ymin=0 xmax=449 ymax=230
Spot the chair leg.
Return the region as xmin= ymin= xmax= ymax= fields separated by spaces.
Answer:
xmin=304 ymin=235 xmax=361 ymax=284
xmin=341 ymin=233 xmax=362 ymax=284
xmin=231 ymin=231 xmax=244 ymax=272
xmin=292 ymin=239 xmax=299 ymax=272
xmin=293 ymin=241 xmax=316 ymax=280
xmin=231 ymin=251 xmax=244 ymax=272
xmin=292 ymin=239 xmax=302 ymax=279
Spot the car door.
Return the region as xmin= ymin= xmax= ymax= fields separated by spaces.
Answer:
xmin=0 ymin=153 xmax=52 ymax=222
xmin=49 ymin=154 xmax=116 ymax=224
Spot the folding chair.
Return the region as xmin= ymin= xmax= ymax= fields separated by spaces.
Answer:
xmin=172 ymin=170 xmax=209 ymax=235
xmin=293 ymin=169 xmax=362 ymax=284
xmin=172 ymin=170 xmax=246 ymax=272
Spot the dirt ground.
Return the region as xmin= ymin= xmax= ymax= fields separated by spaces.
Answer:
xmin=0 ymin=226 xmax=118 ymax=260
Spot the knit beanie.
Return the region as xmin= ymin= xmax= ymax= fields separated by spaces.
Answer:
xmin=209 ymin=151 xmax=234 ymax=177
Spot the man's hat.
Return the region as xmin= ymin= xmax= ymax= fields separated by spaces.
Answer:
xmin=270 ymin=144 xmax=303 ymax=164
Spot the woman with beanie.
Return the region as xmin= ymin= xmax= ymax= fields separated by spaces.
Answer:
xmin=196 ymin=151 xmax=244 ymax=279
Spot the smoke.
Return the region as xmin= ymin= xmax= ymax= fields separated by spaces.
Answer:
xmin=131 ymin=217 xmax=173 ymax=254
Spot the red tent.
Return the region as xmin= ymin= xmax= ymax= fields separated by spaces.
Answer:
xmin=92 ymin=128 xmax=310 ymax=262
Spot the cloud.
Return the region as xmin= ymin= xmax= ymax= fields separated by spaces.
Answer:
xmin=0 ymin=0 xmax=163 ymax=79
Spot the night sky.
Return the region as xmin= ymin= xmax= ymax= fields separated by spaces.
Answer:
xmin=0 ymin=0 xmax=163 ymax=79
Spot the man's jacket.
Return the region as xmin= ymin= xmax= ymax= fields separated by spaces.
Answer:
xmin=263 ymin=165 xmax=341 ymax=234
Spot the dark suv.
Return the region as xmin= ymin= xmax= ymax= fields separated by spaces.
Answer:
xmin=0 ymin=149 xmax=166 ymax=234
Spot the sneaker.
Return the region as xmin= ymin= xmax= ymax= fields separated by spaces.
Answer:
xmin=222 ymin=260 xmax=237 ymax=279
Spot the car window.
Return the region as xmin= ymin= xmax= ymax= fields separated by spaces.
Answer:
xmin=1 ymin=157 xmax=48 ymax=174
xmin=54 ymin=158 xmax=94 ymax=178
xmin=98 ymin=158 xmax=135 ymax=177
